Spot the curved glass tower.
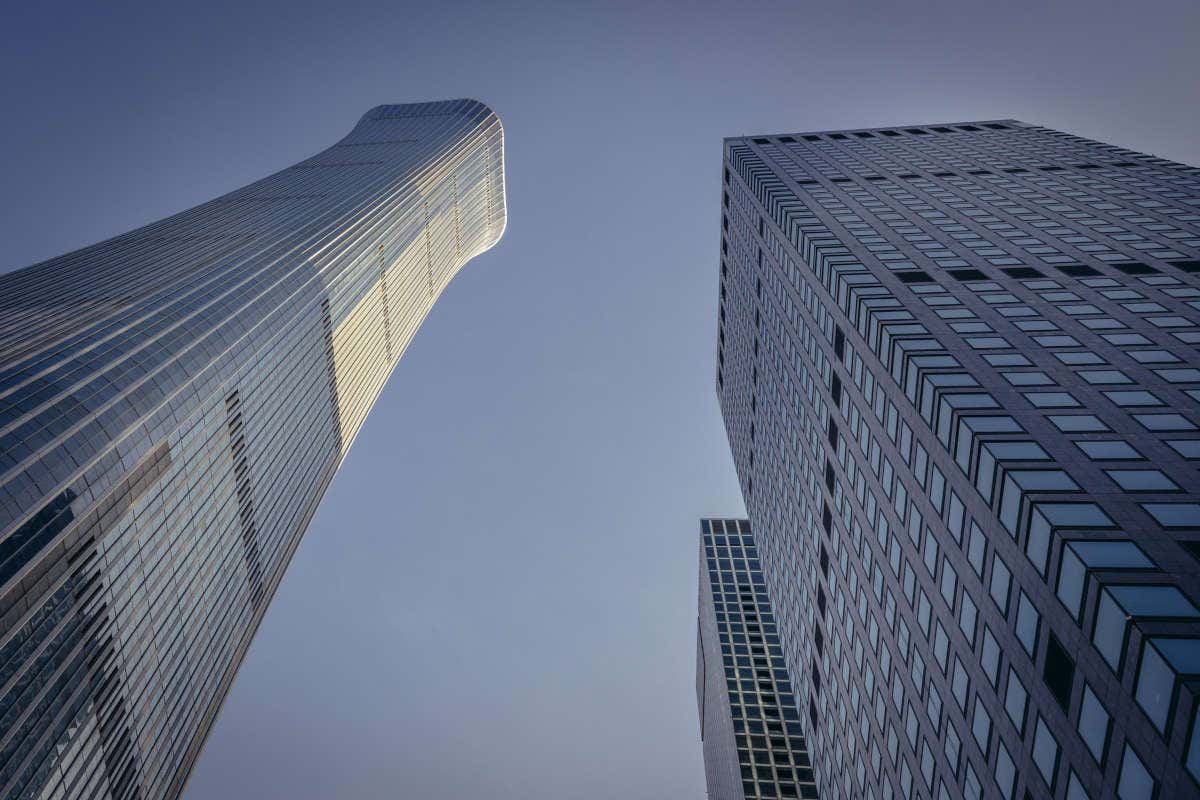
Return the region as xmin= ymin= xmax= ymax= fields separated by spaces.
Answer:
xmin=0 ymin=98 xmax=506 ymax=799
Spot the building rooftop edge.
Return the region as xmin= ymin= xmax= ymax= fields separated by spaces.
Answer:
xmin=722 ymin=118 xmax=1029 ymax=143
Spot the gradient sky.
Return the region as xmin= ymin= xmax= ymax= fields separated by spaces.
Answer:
xmin=1 ymin=1 xmax=1198 ymax=797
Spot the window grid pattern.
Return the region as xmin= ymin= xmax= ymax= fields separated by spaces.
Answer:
xmin=719 ymin=121 xmax=1200 ymax=799
xmin=698 ymin=518 xmax=819 ymax=799
xmin=0 ymin=99 xmax=506 ymax=800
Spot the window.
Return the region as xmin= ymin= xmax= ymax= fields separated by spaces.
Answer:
xmin=1044 ymin=634 xmax=1075 ymax=711
xmin=965 ymin=764 xmax=982 ymax=800
xmin=1135 ymin=637 xmax=1200 ymax=734
xmin=986 ymin=353 xmax=1031 ymax=367
xmin=1049 ymin=414 xmax=1109 ymax=432
xmin=1067 ymin=770 xmax=1091 ymax=800
xmin=1142 ymin=503 xmax=1200 ymax=528
xmin=1006 ymin=471 xmax=1077 ymax=497
xmin=1003 ymin=484 xmax=1080 ymax=553
xmin=995 ymin=742 xmax=1016 ymax=799
xmin=944 ymin=722 xmax=961 ymax=770
xmin=1078 ymin=683 xmax=1111 ymax=764
xmin=1056 ymin=351 xmax=1104 ymax=366
xmin=1004 ymin=371 xmax=1053 ymax=386
xmin=1156 ymin=368 xmax=1200 ymax=383
xmin=960 ymin=592 xmax=978 ymax=643
xmin=1033 ymin=716 xmax=1060 ymax=788
xmin=1080 ymin=370 xmax=1132 ymax=385
xmin=1129 ymin=349 xmax=1180 ymax=364
xmin=952 ymin=656 xmax=970 ymax=709
xmin=940 ymin=560 xmax=958 ymax=608
xmin=981 ymin=628 xmax=1001 ymax=687
xmin=989 ymin=556 xmax=1011 ymax=614
xmin=1188 ymin=706 xmax=1200 ymax=781
xmin=1134 ymin=413 xmax=1196 ymax=432
xmin=1077 ymin=440 xmax=1141 ymax=460
xmin=971 ymin=696 xmax=992 ymax=749
xmin=1105 ymin=332 xmax=1150 ymax=346
xmin=1036 ymin=502 xmax=1113 ymax=527
xmin=1004 ymin=669 xmax=1027 ymax=732
xmin=934 ymin=622 xmax=949 ymax=671
xmin=1016 ymin=591 xmax=1040 ymax=656
xmin=1106 ymin=470 xmax=1179 ymax=491
xmin=1117 ymin=744 xmax=1155 ymax=800
xmin=1106 ymin=390 xmax=1163 ymax=407
xmin=1026 ymin=391 xmax=1080 ymax=408
xmin=1038 ymin=335 xmax=1081 ymax=348
xmin=1056 ymin=540 xmax=1155 ymax=620
xmin=1167 ymin=440 xmax=1200 ymax=460
xmin=1093 ymin=585 xmax=1199 ymax=672
xmin=967 ymin=522 xmax=986 ymax=576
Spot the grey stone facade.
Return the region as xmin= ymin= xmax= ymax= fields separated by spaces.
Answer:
xmin=716 ymin=120 xmax=1200 ymax=799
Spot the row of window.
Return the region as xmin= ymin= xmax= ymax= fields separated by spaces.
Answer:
xmin=715 ymin=126 xmax=1200 ymax=800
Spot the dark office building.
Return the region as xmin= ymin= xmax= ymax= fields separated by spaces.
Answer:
xmin=697 ymin=517 xmax=818 ymax=799
xmin=715 ymin=120 xmax=1200 ymax=799
xmin=0 ymin=99 xmax=506 ymax=799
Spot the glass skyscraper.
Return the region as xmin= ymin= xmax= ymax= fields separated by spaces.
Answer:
xmin=0 ymin=98 xmax=505 ymax=799
xmin=715 ymin=121 xmax=1200 ymax=799
xmin=697 ymin=518 xmax=818 ymax=799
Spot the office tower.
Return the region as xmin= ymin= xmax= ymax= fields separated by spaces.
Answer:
xmin=0 ymin=99 xmax=505 ymax=799
xmin=697 ymin=518 xmax=818 ymax=799
xmin=715 ymin=120 xmax=1200 ymax=799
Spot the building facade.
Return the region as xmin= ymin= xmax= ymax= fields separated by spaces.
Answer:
xmin=716 ymin=120 xmax=1200 ymax=799
xmin=697 ymin=517 xmax=818 ymax=799
xmin=0 ymin=99 xmax=506 ymax=799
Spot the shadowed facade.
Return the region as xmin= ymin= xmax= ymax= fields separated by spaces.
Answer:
xmin=716 ymin=121 xmax=1200 ymax=799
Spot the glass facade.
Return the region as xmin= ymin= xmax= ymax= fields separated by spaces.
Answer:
xmin=0 ymin=98 xmax=506 ymax=799
xmin=697 ymin=518 xmax=818 ymax=799
xmin=716 ymin=121 xmax=1200 ymax=798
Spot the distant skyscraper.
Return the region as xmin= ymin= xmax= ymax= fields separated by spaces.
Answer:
xmin=715 ymin=121 xmax=1200 ymax=799
xmin=0 ymin=99 xmax=505 ymax=799
xmin=697 ymin=518 xmax=818 ymax=799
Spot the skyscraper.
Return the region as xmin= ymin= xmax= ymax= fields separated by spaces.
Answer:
xmin=697 ymin=518 xmax=818 ymax=799
xmin=0 ymin=99 xmax=505 ymax=799
xmin=715 ymin=121 xmax=1200 ymax=799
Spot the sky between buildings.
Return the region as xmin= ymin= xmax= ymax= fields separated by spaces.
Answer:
xmin=1 ymin=0 xmax=1198 ymax=796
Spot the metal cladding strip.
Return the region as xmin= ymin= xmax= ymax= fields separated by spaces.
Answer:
xmin=0 ymin=98 xmax=506 ymax=800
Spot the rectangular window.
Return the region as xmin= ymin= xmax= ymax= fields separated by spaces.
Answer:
xmin=1004 ymin=668 xmax=1027 ymax=732
xmin=1078 ymin=683 xmax=1111 ymax=764
xmin=1033 ymin=716 xmax=1060 ymax=789
xmin=971 ymin=696 xmax=992 ymax=749
xmin=1135 ymin=637 xmax=1200 ymax=734
xmin=1016 ymin=591 xmax=1040 ymax=656
xmin=1117 ymin=745 xmax=1154 ymax=800
xmin=989 ymin=556 xmax=1011 ymax=614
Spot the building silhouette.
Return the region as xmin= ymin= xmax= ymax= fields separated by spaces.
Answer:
xmin=714 ymin=120 xmax=1200 ymax=799
xmin=0 ymin=99 xmax=505 ymax=799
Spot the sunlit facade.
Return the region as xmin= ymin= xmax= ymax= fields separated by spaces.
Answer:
xmin=716 ymin=121 xmax=1200 ymax=799
xmin=0 ymin=98 xmax=505 ymax=799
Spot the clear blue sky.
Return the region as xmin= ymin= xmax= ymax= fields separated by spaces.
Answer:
xmin=1 ymin=1 xmax=1198 ymax=797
